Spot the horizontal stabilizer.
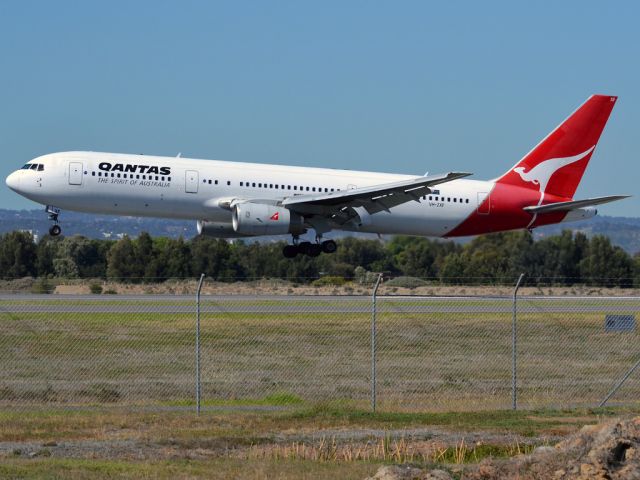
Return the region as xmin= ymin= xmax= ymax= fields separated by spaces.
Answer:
xmin=523 ymin=195 xmax=630 ymax=214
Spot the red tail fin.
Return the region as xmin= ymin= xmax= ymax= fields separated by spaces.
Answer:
xmin=497 ymin=95 xmax=617 ymax=200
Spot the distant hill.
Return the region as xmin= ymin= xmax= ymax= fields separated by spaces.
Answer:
xmin=1 ymin=209 xmax=639 ymax=254
xmin=533 ymin=215 xmax=640 ymax=255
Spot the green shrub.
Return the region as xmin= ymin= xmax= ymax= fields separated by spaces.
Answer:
xmin=385 ymin=276 xmax=429 ymax=289
xmin=89 ymin=282 xmax=103 ymax=294
xmin=31 ymin=278 xmax=54 ymax=294
xmin=311 ymin=276 xmax=346 ymax=286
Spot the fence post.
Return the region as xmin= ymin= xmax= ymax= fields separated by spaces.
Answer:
xmin=196 ymin=273 xmax=205 ymax=415
xmin=371 ymin=273 xmax=383 ymax=413
xmin=512 ymin=273 xmax=525 ymax=410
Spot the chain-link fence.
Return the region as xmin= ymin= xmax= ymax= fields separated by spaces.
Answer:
xmin=1 ymin=278 xmax=639 ymax=412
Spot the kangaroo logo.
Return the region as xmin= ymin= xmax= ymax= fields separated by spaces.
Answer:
xmin=513 ymin=145 xmax=595 ymax=206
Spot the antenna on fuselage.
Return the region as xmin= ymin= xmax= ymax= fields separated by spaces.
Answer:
xmin=176 ymin=152 xmax=182 ymax=158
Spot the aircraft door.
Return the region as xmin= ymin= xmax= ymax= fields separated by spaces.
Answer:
xmin=68 ymin=162 xmax=83 ymax=185
xmin=477 ymin=192 xmax=490 ymax=214
xmin=185 ymin=170 xmax=199 ymax=193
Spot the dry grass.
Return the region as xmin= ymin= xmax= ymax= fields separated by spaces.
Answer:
xmin=1 ymin=295 xmax=640 ymax=411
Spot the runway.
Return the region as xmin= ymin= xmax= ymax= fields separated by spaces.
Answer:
xmin=1 ymin=294 xmax=638 ymax=314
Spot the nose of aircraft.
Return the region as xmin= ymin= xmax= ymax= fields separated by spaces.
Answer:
xmin=5 ymin=171 xmax=20 ymax=192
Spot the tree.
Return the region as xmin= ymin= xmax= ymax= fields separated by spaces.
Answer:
xmin=579 ymin=235 xmax=634 ymax=287
xmin=389 ymin=236 xmax=460 ymax=278
xmin=106 ymin=236 xmax=141 ymax=281
xmin=36 ymin=235 xmax=62 ymax=277
xmin=51 ymin=236 xmax=110 ymax=278
xmin=0 ymin=231 xmax=37 ymax=279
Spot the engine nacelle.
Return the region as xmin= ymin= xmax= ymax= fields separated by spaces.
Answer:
xmin=197 ymin=220 xmax=253 ymax=238
xmin=232 ymin=202 xmax=304 ymax=236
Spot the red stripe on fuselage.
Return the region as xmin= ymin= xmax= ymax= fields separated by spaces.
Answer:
xmin=445 ymin=182 xmax=568 ymax=237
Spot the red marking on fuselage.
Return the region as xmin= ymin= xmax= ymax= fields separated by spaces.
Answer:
xmin=445 ymin=183 xmax=568 ymax=237
xmin=270 ymin=212 xmax=279 ymax=221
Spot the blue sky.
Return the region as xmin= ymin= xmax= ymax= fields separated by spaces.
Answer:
xmin=1 ymin=1 xmax=639 ymax=215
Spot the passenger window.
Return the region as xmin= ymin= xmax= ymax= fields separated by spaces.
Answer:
xmin=168 ymin=177 xmax=171 ymax=181
xmin=270 ymin=184 xmax=273 ymax=188
xmin=240 ymin=182 xmax=243 ymax=186
xmin=294 ymin=186 xmax=297 ymax=190
xmin=227 ymin=181 xmax=231 ymax=185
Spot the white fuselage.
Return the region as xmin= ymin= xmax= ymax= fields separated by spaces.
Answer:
xmin=7 ymin=152 xmax=493 ymax=238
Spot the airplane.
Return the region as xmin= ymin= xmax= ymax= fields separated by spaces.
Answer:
xmin=5 ymin=94 xmax=629 ymax=258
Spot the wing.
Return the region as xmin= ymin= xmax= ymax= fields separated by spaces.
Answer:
xmin=282 ymin=172 xmax=471 ymax=225
xmin=523 ymin=195 xmax=630 ymax=214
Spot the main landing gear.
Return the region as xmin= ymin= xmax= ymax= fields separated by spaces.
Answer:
xmin=282 ymin=236 xmax=337 ymax=258
xmin=46 ymin=205 xmax=62 ymax=237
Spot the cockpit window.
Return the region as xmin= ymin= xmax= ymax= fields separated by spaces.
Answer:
xmin=21 ymin=163 xmax=44 ymax=171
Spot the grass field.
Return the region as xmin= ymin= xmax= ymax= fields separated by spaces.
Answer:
xmin=1 ymin=295 xmax=639 ymax=411
xmin=1 ymin=403 xmax=637 ymax=479
xmin=1 ymin=294 xmax=640 ymax=477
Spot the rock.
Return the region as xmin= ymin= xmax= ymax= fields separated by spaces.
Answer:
xmin=366 ymin=465 xmax=424 ymax=480
xmin=424 ymin=470 xmax=453 ymax=480
xmin=365 ymin=465 xmax=452 ymax=480
xmin=533 ymin=446 xmax=556 ymax=455
xmin=452 ymin=416 xmax=640 ymax=479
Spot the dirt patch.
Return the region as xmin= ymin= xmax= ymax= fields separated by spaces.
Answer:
xmin=463 ymin=416 xmax=640 ymax=479
xmin=3 ymin=277 xmax=639 ymax=296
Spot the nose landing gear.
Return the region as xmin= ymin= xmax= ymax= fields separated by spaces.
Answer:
xmin=281 ymin=235 xmax=338 ymax=258
xmin=46 ymin=205 xmax=62 ymax=237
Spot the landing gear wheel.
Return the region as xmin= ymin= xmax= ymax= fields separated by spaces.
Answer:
xmin=307 ymin=243 xmax=322 ymax=257
xmin=321 ymin=240 xmax=337 ymax=254
xmin=282 ymin=245 xmax=298 ymax=258
xmin=49 ymin=225 xmax=62 ymax=237
xmin=297 ymin=241 xmax=311 ymax=255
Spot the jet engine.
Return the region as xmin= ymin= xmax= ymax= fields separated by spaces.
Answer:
xmin=232 ymin=202 xmax=305 ymax=236
xmin=197 ymin=220 xmax=252 ymax=238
